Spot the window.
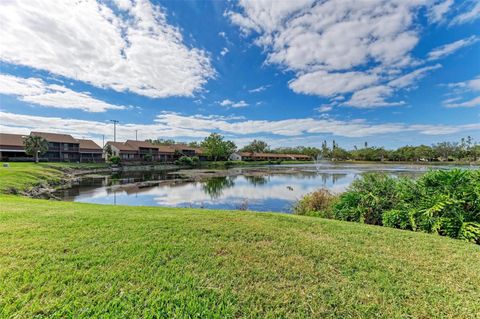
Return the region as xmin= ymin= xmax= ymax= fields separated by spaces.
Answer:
xmin=64 ymin=143 xmax=69 ymax=151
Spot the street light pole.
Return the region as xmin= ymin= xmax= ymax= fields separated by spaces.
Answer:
xmin=110 ymin=120 xmax=119 ymax=142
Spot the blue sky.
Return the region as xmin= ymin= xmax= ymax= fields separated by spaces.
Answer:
xmin=0 ymin=0 xmax=479 ymax=149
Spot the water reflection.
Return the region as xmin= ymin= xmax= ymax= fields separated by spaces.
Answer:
xmin=201 ymin=177 xmax=235 ymax=199
xmin=56 ymin=163 xmax=478 ymax=212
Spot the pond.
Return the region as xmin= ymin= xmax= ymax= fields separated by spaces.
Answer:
xmin=55 ymin=163 xmax=478 ymax=213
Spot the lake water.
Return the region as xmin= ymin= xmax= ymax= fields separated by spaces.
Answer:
xmin=55 ymin=163 xmax=477 ymax=213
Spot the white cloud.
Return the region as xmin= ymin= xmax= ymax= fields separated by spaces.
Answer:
xmin=218 ymin=99 xmax=233 ymax=106
xmin=228 ymin=0 xmax=452 ymax=108
xmin=346 ymin=65 xmax=441 ymax=108
xmin=427 ymin=36 xmax=479 ymax=60
xmin=2 ymin=111 xmax=480 ymax=146
xmin=316 ymin=105 xmax=333 ymax=113
xmin=451 ymin=1 xmax=480 ymax=25
xmin=444 ymin=96 xmax=480 ymax=108
xmin=447 ymin=76 xmax=480 ymax=91
xmin=428 ymin=0 xmax=454 ymax=23
xmin=0 ymin=0 xmax=214 ymax=98
xmin=443 ymin=75 xmax=480 ymax=108
xmin=0 ymin=74 xmax=126 ymax=112
xmin=289 ymin=71 xmax=378 ymax=97
xmin=220 ymin=47 xmax=229 ymax=56
xmin=347 ymin=86 xmax=400 ymax=108
xmin=248 ymin=85 xmax=270 ymax=93
xmin=217 ymin=99 xmax=249 ymax=108
xmin=388 ymin=64 xmax=442 ymax=88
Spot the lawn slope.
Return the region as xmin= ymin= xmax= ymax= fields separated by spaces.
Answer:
xmin=0 ymin=163 xmax=65 ymax=193
xmin=1 ymin=196 xmax=479 ymax=318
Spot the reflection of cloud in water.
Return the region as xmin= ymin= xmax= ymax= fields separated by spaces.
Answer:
xmin=76 ymin=174 xmax=353 ymax=210
xmin=71 ymin=164 xmax=441 ymax=211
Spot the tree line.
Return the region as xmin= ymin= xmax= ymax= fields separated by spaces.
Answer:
xmin=239 ymin=137 xmax=480 ymax=162
xmin=148 ymin=135 xmax=480 ymax=162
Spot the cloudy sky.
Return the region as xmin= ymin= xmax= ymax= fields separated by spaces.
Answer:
xmin=0 ymin=0 xmax=479 ymax=149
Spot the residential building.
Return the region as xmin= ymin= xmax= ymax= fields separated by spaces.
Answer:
xmin=105 ymin=141 xmax=139 ymax=161
xmin=105 ymin=140 xmax=176 ymax=162
xmin=169 ymin=144 xmax=207 ymax=160
xmin=77 ymin=139 xmax=103 ymax=163
xmin=31 ymin=131 xmax=80 ymax=162
xmin=0 ymin=133 xmax=29 ymax=161
xmin=125 ymin=140 xmax=175 ymax=162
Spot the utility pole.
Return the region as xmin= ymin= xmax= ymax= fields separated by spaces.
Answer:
xmin=102 ymin=135 xmax=105 ymax=148
xmin=110 ymin=120 xmax=119 ymax=142
xmin=135 ymin=130 xmax=138 ymax=141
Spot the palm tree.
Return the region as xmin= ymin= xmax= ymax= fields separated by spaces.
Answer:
xmin=24 ymin=135 xmax=48 ymax=163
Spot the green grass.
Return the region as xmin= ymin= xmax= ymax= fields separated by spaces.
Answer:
xmin=1 ymin=196 xmax=479 ymax=318
xmin=42 ymin=162 xmax=109 ymax=170
xmin=0 ymin=162 xmax=110 ymax=194
xmin=0 ymin=162 xmax=65 ymax=193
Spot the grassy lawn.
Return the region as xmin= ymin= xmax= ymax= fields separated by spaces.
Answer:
xmin=0 ymin=162 xmax=110 ymax=194
xmin=0 ymin=162 xmax=65 ymax=193
xmin=1 ymin=196 xmax=479 ymax=318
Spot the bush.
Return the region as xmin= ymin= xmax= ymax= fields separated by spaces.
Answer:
xmin=175 ymin=156 xmax=195 ymax=167
xmin=330 ymin=169 xmax=480 ymax=243
xmin=382 ymin=209 xmax=416 ymax=230
xmin=109 ymin=156 xmax=121 ymax=165
xmin=143 ymin=153 xmax=153 ymax=162
xmin=333 ymin=173 xmax=404 ymax=225
xmin=294 ymin=189 xmax=337 ymax=217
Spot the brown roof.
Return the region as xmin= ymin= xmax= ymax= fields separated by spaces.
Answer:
xmin=77 ymin=139 xmax=102 ymax=152
xmin=125 ymin=140 xmax=175 ymax=153
xmin=156 ymin=145 xmax=175 ymax=153
xmin=125 ymin=140 xmax=158 ymax=149
xmin=106 ymin=141 xmax=137 ymax=152
xmin=31 ymin=131 xmax=78 ymax=144
xmin=170 ymin=144 xmax=204 ymax=154
xmin=0 ymin=133 xmax=27 ymax=148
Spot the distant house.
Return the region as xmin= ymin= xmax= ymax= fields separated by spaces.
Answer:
xmin=31 ymin=131 xmax=80 ymax=162
xmin=77 ymin=139 xmax=103 ymax=163
xmin=0 ymin=133 xmax=29 ymax=161
xmin=229 ymin=152 xmax=242 ymax=161
xmin=229 ymin=152 xmax=311 ymax=161
xmin=1 ymin=131 xmax=101 ymax=162
xmin=105 ymin=141 xmax=139 ymax=161
xmin=125 ymin=140 xmax=175 ymax=162
xmin=169 ymin=144 xmax=207 ymax=161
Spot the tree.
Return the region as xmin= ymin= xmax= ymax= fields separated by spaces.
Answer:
xmin=201 ymin=133 xmax=236 ymax=161
xmin=188 ymin=141 xmax=201 ymax=148
xmin=24 ymin=135 xmax=48 ymax=163
xmin=104 ymin=144 xmax=113 ymax=160
xmin=149 ymin=138 xmax=176 ymax=146
xmin=241 ymin=139 xmax=269 ymax=153
xmin=433 ymin=141 xmax=457 ymax=161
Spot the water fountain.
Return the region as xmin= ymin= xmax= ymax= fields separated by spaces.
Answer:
xmin=314 ymin=154 xmax=325 ymax=173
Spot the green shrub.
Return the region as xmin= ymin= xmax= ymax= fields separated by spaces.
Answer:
xmin=294 ymin=189 xmax=337 ymax=217
xmin=330 ymin=169 xmax=480 ymax=243
xmin=334 ymin=173 xmax=403 ymax=225
xmin=175 ymin=156 xmax=195 ymax=166
xmin=143 ymin=153 xmax=153 ymax=162
xmin=191 ymin=156 xmax=200 ymax=165
xmin=109 ymin=156 xmax=121 ymax=165
xmin=382 ymin=209 xmax=416 ymax=230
